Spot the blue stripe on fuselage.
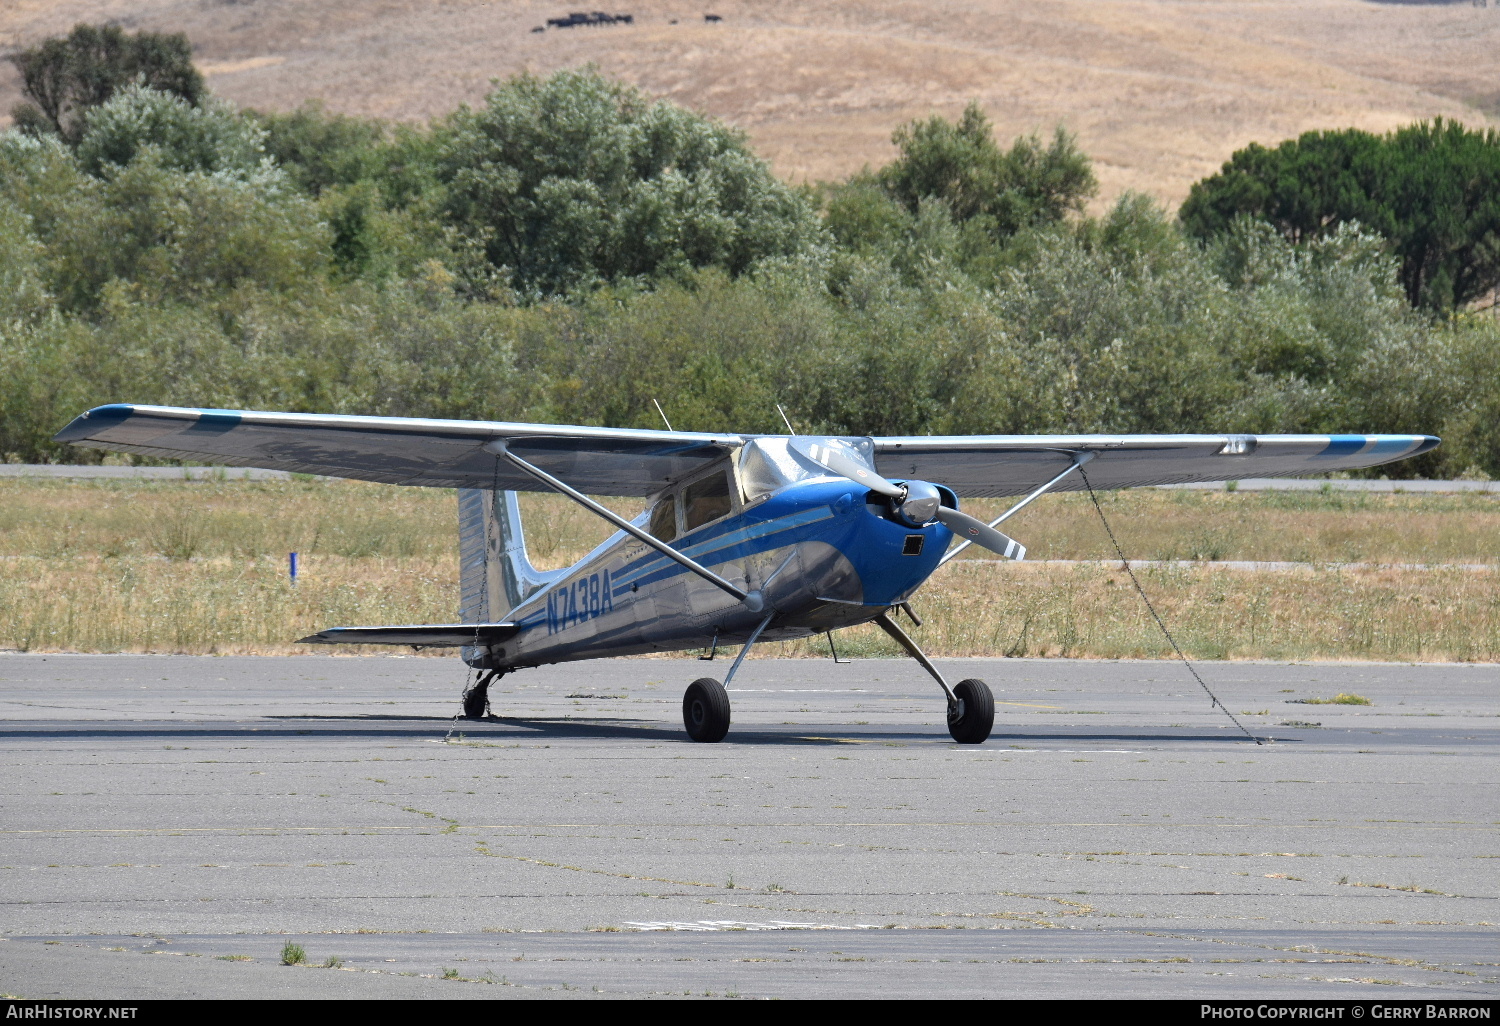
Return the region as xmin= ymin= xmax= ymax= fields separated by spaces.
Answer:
xmin=507 ymin=479 xmax=950 ymax=638
xmin=510 ymin=486 xmax=859 ymax=632
xmin=611 ymin=505 xmax=837 ymax=593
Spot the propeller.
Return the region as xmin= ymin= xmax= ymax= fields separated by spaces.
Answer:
xmin=791 ymin=438 xmax=1026 ymax=561
xmin=933 ymin=506 xmax=1026 ymax=561
xmin=797 ymin=441 xmax=902 ymax=499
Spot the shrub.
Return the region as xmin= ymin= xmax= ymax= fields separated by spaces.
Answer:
xmin=76 ymin=84 xmax=269 ymax=177
xmin=1182 ymin=120 xmax=1500 ymax=311
xmin=435 ymin=68 xmax=821 ymax=297
xmin=9 ymin=23 xmax=203 ymax=144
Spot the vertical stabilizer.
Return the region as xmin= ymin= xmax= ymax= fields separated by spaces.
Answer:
xmin=458 ymin=489 xmax=559 ymax=666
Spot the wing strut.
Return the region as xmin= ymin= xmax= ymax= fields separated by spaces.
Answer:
xmin=487 ymin=441 xmax=755 ymax=607
xmin=938 ymin=452 xmax=1096 ymax=567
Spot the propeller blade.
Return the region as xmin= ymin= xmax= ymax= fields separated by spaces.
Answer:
xmin=935 ymin=507 xmax=1026 ymax=560
xmin=790 ymin=438 xmax=904 ymax=499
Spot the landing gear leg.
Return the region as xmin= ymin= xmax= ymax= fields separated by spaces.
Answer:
xmin=873 ymin=611 xmax=993 ymax=744
xmin=681 ymin=611 xmax=774 ymax=743
xmin=463 ymin=669 xmax=499 ymax=720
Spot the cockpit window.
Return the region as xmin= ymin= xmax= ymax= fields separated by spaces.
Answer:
xmin=739 ymin=437 xmax=824 ymax=501
xmin=648 ymin=493 xmax=677 ymax=542
xmin=682 ymin=470 xmax=732 ymax=532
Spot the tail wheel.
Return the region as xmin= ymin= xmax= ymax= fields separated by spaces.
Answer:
xmin=947 ymin=678 xmax=994 ymax=744
xmin=462 ymin=673 xmax=493 ymax=719
xmin=683 ymin=677 xmax=731 ymax=743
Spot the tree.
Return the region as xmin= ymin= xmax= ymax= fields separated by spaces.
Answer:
xmin=435 ymin=69 xmax=821 ymax=297
xmin=1180 ymin=120 xmax=1500 ymax=311
xmin=254 ymin=102 xmax=392 ymax=198
xmin=878 ymin=103 xmax=1096 ymax=238
xmin=41 ymin=157 xmax=328 ymax=311
xmin=75 ymin=84 xmax=268 ymax=177
xmin=9 ymin=23 xmax=203 ymax=144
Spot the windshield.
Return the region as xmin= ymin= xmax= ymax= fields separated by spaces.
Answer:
xmin=738 ymin=437 xmax=825 ymax=501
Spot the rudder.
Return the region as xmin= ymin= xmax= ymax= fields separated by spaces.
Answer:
xmin=457 ymin=488 xmax=559 ymax=667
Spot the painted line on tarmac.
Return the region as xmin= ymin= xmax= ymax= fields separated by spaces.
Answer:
xmin=7 ymin=820 xmax=1487 ymax=834
xmin=620 ymin=920 xmax=883 ymax=932
xmin=963 ymin=559 xmax=1498 ymax=572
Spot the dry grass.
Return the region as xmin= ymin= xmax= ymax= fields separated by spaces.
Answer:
xmin=957 ymin=488 xmax=1500 ymax=566
xmin=0 ymin=477 xmax=632 ymax=566
xmin=0 ymin=554 xmax=454 ymax=655
xmin=5 ymin=477 xmax=1500 ymax=565
xmin=789 ymin=560 xmax=1500 ymax=662
xmin=2 ymin=477 xmax=1498 ymax=660
xmin=4 ymin=551 xmax=1496 ymax=662
xmin=2 ymin=1 xmax=1497 ymax=205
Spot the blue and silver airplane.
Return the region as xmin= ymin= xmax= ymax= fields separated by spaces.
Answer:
xmin=55 ymin=405 xmax=1437 ymax=744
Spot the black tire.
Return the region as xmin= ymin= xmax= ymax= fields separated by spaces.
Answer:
xmin=947 ymin=678 xmax=994 ymax=744
xmin=683 ymin=677 xmax=731 ymax=743
xmin=462 ymin=680 xmax=490 ymax=719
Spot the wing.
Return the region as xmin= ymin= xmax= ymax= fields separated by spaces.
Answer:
xmin=872 ymin=433 xmax=1440 ymax=498
xmin=53 ymin=405 xmax=742 ymax=496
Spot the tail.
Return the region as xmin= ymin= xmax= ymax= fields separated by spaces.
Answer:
xmin=457 ymin=488 xmax=559 ymax=667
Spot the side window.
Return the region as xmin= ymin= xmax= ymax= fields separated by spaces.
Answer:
xmin=683 ymin=471 xmax=732 ymax=532
xmin=648 ymin=494 xmax=677 ymax=542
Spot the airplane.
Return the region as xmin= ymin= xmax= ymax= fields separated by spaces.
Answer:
xmin=54 ymin=404 xmax=1438 ymax=744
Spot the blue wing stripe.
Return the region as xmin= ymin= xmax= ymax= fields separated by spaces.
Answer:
xmin=1318 ymin=435 xmax=1368 ymax=457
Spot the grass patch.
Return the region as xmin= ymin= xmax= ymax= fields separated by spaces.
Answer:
xmin=1292 ymin=693 xmax=1372 ymax=706
xmin=4 ymin=479 xmax=1499 ymax=568
xmin=1339 ymin=879 xmax=1451 ymax=896
xmin=279 ymin=942 xmax=306 ymax=966
xmin=3 ymin=479 xmax=1499 ymax=661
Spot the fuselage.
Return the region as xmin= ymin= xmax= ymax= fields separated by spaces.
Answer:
xmin=488 ymin=477 xmax=954 ymax=669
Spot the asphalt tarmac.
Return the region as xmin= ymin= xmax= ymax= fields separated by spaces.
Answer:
xmin=1 ymin=654 xmax=1496 ymax=1000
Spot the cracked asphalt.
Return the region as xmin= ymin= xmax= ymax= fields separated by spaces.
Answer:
xmin=1 ymin=653 xmax=1496 ymax=999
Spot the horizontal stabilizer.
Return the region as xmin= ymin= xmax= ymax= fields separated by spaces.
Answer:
xmin=298 ymin=624 xmax=519 ymax=647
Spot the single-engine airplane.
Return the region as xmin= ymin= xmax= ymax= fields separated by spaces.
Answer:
xmin=55 ymin=404 xmax=1437 ymax=744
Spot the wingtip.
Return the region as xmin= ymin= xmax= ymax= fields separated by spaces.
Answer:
xmin=52 ymin=404 xmax=136 ymax=444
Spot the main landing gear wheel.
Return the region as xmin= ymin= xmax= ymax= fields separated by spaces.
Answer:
xmin=683 ymin=677 xmax=731 ymax=743
xmin=947 ymin=678 xmax=994 ymax=744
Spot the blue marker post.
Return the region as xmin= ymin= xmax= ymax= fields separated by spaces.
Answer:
xmin=289 ymin=551 xmax=298 ymax=584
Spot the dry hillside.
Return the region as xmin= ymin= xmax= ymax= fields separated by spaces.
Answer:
xmin=2 ymin=0 xmax=1497 ymax=206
